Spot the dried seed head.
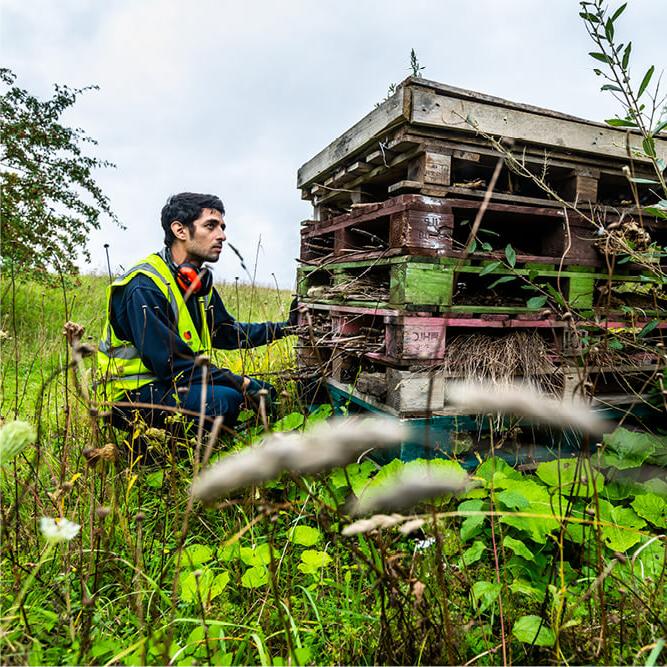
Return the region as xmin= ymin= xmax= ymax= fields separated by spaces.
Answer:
xmin=96 ymin=506 xmax=111 ymax=519
xmin=446 ymin=381 xmax=612 ymax=436
xmin=341 ymin=514 xmax=406 ymax=536
xmin=135 ymin=512 xmax=145 ymax=523
xmin=192 ymin=416 xmax=407 ymax=502
xmin=352 ymin=466 xmax=472 ymax=516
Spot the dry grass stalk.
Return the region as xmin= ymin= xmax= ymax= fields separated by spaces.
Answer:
xmin=351 ymin=466 xmax=472 ymax=516
xmin=192 ymin=417 xmax=407 ymax=502
xmin=446 ymin=381 xmax=613 ymax=436
xmin=442 ymin=331 xmax=557 ymax=393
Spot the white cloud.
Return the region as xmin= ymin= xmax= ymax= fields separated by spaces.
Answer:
xmin=2 ymin=0 xmax=666 ymax=291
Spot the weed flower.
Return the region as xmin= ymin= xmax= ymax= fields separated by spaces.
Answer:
xmin=192 ymin=416 xmax=407 ymax=502
xmin=0 ymin=420 xmax=36 ymax=466
xmin=40 ymin=517 xmax=81 ymax=543
xmin=446 ymin=381 xmax=612 ymax=436
xmin=352 ymin=466 xmax=472 ymax=516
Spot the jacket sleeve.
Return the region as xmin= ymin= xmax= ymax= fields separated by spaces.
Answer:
xmin=209 ymin=290 xmax=288 ymax=349
xmin=115 ymin=278 xmax=246 ymax=389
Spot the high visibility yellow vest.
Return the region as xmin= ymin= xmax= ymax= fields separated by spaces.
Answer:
xmin=96 ymin=252 xmax=213 ymax=403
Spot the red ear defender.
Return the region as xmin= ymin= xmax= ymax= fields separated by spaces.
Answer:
xmin=175 ymin=263 xmax=212 ymax=295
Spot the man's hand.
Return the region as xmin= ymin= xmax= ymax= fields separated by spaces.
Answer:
xmin=287 ymin=296 xmax=300 ymax=328
xmin=242 ymin=376 xmax=251 ymax=391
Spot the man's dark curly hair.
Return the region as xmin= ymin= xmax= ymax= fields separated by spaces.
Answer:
xmin=160 ymin=192 xmax=225 ymax=247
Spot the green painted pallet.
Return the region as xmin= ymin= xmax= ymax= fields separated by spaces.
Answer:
xmin=298 ymin=255 xmax=663 ymax=313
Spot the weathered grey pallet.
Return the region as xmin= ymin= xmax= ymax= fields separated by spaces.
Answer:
xmin=297 ymin=78 xmax=666 ymax=215
xmin=298 ymin=77 xmax=666 ymax=187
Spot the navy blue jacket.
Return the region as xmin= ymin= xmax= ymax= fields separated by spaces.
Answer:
xmin=109 ymin=272 xmax=287 ymax=390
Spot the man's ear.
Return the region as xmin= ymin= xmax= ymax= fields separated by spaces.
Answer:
xmin=170 ymin=220 xmax=188 ymax=241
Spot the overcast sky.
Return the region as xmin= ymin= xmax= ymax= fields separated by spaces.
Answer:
xmin=2 ymin=0 xmax=666 ymax=289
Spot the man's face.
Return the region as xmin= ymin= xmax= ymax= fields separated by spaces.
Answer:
xmin=181 ymin=208 xmax=226 ymax=264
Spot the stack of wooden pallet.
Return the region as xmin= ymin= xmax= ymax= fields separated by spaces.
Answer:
xmin=295 ymin=77 xmax=666 ymax=430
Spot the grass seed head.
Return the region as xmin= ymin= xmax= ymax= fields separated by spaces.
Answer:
xmin=342 ymin=514 xmax=407 ymax=536
xmin=352 ymin=466 xmax=472 ymax=516
xmin=192 ymin=416 xmax=406 ymax=502
xmin=446 ymin=381 xmax=613 ymax=436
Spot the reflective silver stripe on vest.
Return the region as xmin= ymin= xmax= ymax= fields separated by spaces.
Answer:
xmin=98 ymin=339 xmax=140 ymax=359
xmin=105 ymin=373 xmax=157 ymax=384
xmin=102 ymin=257 xmax=180 ymax=351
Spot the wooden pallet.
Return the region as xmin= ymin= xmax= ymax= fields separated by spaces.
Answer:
xmin=297 ymin=255 xmax=664 ymax=315
xmin=326 ymin=360 xmax=663 ymax=419
xmin=297 ymin=79 xmax=667 ymax=218
xmin=325 ymin=379 xmax=659 ymax=465
xmin=299 ymin=193 xmax=665 ymax=269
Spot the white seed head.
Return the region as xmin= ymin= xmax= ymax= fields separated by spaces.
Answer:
xmin=446 ymin=381 xmax=612 ymax=436
xmin=192 ymin=416 xmax=407 ymax=502
xmin=40 ymin=517 xmax=81 ymax=543
xmin=341 ymin=513 xmax=406 ymax=536
xmin=351 ymin=466 xmax=472 ymax=516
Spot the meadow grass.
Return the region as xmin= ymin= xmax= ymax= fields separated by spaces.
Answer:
xmin=0 ymin=274 xmax=665 ymax=666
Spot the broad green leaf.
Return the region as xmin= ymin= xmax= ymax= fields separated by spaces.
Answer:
xmin=479 ymin=261 xmax=501 ymax=276
xmin=512 ymin=615 xmax=556 ymax=647
xmin=638 ymin=65 xmax=655 ymax=98
xmin=462 ymin=540 xmax=486 ymax=566
xmin=240 ymin=543 xmax=278 ymax=567
xmin=603 ymin=428 xmax=657 ymax=470
xmin=475 ymin=458 xmax=522 ymax=483
xmin=510 ymin=579 xmax=544 ymax=600
xmin=500 ymin=479 xmax=562 ymax=542
xmin=145 ymin=470 xmax=164 ymax=488
xmin=595 ymin=499 xmax=646 ymax=552
xmin=653 ymin=118 xmax=667 ymax=134
xmin=504 ymin=244 xmax=516 ymax=268
xmin=306 ymin=403 xmax=333 ymax=424
xmin=526 ymin=295 xmax=548 ymax=309
xmin=288 ymin=525 xmax=321 ymax=547
xmin=471 ymin=580 xmax=501 ymax=613
xmin=184 ymin=544 xmax=214 ymax=567
xmin=631 ymin=493 xmax=666 ymax=527
xmin=503 ymin=535 xmax=535 ymax=561
xmin=497 ymin=489 xmax=531 ymax=510
xmin=298 ymin=549 xmax=332 ymax=574
xmin=241 ymin=566 xmax=268 ymax=588
xmin=272 ymin=412 xmax=305 ymax=432
xmin=459 ymin=499 xmax=486 ymax=542
xmin=179 ymin=568 xmax=228 ymax=603
xmin=535 ymin=459 xmax=603 ymax=497
xmin=218 ymin=541 xmax=241 ymax=562
xmin=330 ymin=460 xmax=377 ymax=495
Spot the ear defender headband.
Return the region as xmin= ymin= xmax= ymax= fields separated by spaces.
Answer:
xmin=175 ymin=262 xmax=213 ymax=295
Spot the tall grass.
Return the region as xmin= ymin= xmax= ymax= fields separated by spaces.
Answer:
xmin=0 ymin=274 xmax=665 ymax=666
